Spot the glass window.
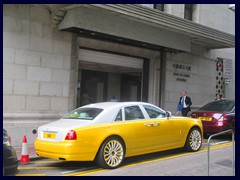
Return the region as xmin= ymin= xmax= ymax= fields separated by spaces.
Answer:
xmin=115 ymin=109 xmax=123 ymax=122
xmin=199 ymin=100 xmax=235 ymax=111
xmin=63 ymin=108 xmax=103 ymax=120
xmin=143 ymin=105 xmax=166 ymax=119
xmin=124 ymin=106 xmax=145 ymax=120
xmin=154 ymin=4 xmax=164 ymax=11
xmin=184 ymin=4 xmax=193 ymax=20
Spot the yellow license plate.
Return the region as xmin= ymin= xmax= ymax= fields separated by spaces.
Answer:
xmin=199 ymin=117 xmax=212 ymax=121
xmin=43 ymin=132 xmax=56 ymax=139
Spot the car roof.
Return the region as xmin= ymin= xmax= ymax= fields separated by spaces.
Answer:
xmin=82 ymin=102 xmax=155 ymax=109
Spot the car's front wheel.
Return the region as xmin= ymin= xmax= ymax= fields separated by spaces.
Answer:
xmin=185 ymin=127 xmax=202 ymax=152
xmin=96 ymin=137 xmax=125 ymax=169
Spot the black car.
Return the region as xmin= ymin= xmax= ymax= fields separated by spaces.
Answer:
xmin=3 ymin=129 xmax=19 ymax=176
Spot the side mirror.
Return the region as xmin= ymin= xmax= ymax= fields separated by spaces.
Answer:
xmin=166 ymin=111 xmax=172 ymax=119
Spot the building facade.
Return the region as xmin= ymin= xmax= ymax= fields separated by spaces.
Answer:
xmin=3 ymin=4 xmax=235 ymax=146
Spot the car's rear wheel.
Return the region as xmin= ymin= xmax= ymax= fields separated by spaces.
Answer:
xmin=185 ymin=127 xmax=202 ymax=152
xmin=96 ymin=137 xmax=125 ymax=169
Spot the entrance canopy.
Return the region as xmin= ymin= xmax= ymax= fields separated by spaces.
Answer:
xmin=48 ymin=4 xmax=235 ymax=52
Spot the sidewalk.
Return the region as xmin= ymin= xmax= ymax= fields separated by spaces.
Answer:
xmin=14 ymin=144 xmax=39 ymax=160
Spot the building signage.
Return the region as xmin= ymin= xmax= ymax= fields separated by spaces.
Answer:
xmin=222 ymin=58 xmax=233 ymax=80
xmin=172 ymin=63 xmax=191 ymax=82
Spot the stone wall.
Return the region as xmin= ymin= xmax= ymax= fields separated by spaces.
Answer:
xmin=3 ymin=4 xmax=75 ymax=146
xmin=164 ymin=44 xmax=216 ymax=113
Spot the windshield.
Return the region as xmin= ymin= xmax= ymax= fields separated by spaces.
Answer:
xmin=199 ymin=100 xmax=235 ymax=111
xmin=63 ymin=108 xmax=103 ymax=120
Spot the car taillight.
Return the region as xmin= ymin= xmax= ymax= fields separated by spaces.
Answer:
xmin=65 ymin=130 xmax=77 ymax=140
xmin=217 ymin=115 xmax=228 ymax=126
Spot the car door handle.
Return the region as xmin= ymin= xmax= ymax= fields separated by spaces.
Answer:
xmin=152 ymin=122 xmax=160 ymax=126
xmin=144 ymin=122 xmax=160 ymax=127
xmin=144 ymin=123 xmax=152 ymax=127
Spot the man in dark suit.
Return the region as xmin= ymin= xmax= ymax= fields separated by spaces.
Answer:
xmin=178 ymin=90 xmax=192 ymax=117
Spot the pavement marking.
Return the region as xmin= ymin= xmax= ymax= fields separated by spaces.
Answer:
xmin=65 ymin=168 xmax=107 ymax=176
xmin=61 ymin=166 xmax=98 ymax=174
xmin=208 ymin=142 xmax=233 ymax=150
xmin=16 ymin=174 xmax=45 ymax=176
xmin=211 ymin=141 xmax=231 ymax=146
xmin=75 ymin=169 xmax=108 ymax=176
xmin=18 ymin=166 xmax=60 ymax=170
xmin=203 ymin=140 xmax=231 ymax=145
xmin=34 ymin=160 xmax=64 ymax=164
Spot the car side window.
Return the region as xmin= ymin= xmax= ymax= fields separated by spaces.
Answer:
xmin=143 ymin=105 xmax=166 ymax=118
xmin=124 ymin=106 xmax=144 ymax=120
xmin=114 ymin=109 xmax=123 ymax=122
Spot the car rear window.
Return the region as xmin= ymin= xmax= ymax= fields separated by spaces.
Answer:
xmin=199 ymin=100 xmax=235 ymax=111
xmin=63 ymin=108 xmax=103 ymax=120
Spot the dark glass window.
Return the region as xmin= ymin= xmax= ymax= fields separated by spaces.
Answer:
xmin=143 ymin=105 xmax=166 ymax=119
xmin=115 ymin=109 xmax=123 ymax=121
xmin=184 ymin=4 xmax=193 ymax=20
xmin=154 ymin=4 xmax=164 ymax=11
xmin=63 ymin=108 xmax=103 ymax=120
xmin=124 ymin=106 xmax=144 ymax=120
xmin=199 ymin=100 xmax=235 ymax=112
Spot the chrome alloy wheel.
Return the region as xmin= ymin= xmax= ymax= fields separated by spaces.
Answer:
xmin=189 ymin=129 xmax=202 ymax=151
xmin=103 ymin=140 xmax=124 ymax=168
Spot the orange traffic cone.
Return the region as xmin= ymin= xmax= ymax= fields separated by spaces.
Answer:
xmin=20 ymin=136 xmax=30 ymax=163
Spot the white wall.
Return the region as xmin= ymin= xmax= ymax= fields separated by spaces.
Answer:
xmin=164 ymin=4 xmax=185 ymax=18
xmin=145 ymin=4 xmax=235 ymax=35
xmin=140 ymin=4 xmax=154 ymax=8
xmin=197 ymin=4 xmax=235 ymax=34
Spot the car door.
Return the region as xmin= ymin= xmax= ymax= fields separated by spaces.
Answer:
xmin=117 ymin=105 xmax=157 ymax=155
xmin=142 ymin=105 xmax=184 ymax=150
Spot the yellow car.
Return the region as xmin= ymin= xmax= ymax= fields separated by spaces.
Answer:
xmin=35 ymin=102 xmax=203 ymax=169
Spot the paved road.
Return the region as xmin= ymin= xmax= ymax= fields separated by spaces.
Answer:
xmin=16 ymin=137 xmax=235 ymax=176
xmin=90 ymin=145 xmax=234 ymax=176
